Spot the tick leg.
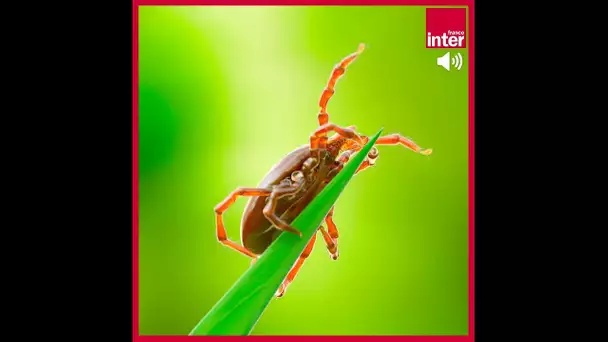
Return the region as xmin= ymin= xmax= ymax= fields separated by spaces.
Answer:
xmin=214 ymin=187 xmax=272 ymax=258
xmin=319 ymin=225 xmax=339 ymax=260
xmin=327 ymin=125 xmax=357 ymax=143
xmin=324 ymin=207 xmax=340 ymax=260
xmin=375 ymin=134 xmax=433 ymax=156
xmin=276 ymin=233 xmax=317 ymax=297
xmin=324 ymin=206 xmax=339 ymax=240
xmin=263 ymin=187 xmax=303 ymax=237
xmin=309 ymin=135 xmax=320 ymax=150
xmin=318 ymin=44 xmax=365 ymax=128
xmin=312 ymin=123 xmax=364 ymax=149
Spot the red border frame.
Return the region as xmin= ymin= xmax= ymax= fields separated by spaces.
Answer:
xmin=132 ymin=0 xmax=474 ymax=340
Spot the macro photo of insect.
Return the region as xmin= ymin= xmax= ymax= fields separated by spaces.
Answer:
xmin=214 ymin=43 xmax=433 ymax=299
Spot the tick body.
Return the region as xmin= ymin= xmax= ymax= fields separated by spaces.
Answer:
xmin=214 ymin=44 xmax=432 ymax=297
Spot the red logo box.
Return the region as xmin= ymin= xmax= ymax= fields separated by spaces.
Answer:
xmin=426 ymin=8 xmax=467 ymax=48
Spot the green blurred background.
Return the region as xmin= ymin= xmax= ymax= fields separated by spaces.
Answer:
xmin=138 ymin=6 xmax=468 ymax=336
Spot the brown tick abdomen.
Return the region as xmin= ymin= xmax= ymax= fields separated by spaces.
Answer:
xmin=240 ymin=145 xmax=311 ymax=254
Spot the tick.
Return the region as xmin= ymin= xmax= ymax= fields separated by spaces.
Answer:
xmin=214 ymin=44 xmax=432 ymax=297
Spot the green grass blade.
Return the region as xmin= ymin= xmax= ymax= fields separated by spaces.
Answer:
xmin=189 ymin=128 xmax=384 ymax=336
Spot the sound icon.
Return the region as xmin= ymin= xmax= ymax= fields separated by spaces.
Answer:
xmin=437 ymin=52 xmax=463 ymax=71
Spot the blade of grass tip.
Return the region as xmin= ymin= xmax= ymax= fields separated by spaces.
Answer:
xmin=189 ymin=128 xmax=384 ymax=336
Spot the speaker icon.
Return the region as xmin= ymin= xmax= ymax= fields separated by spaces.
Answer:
xmin=437 ymin=52 xmax=463 ymax=71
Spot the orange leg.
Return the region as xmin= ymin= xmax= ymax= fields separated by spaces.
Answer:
xmin=327 ymin=125 xmax=357 ymax=144
xmin=318 ymin=44 xmax=365 ymax=128
xmin=276 ymin=234 xmax=317 ymax=297
xmin=214 ymin=187 xmax=272 ymax=258
xmin=311 ymin=123 xmax=364 ymax=149
xmin=324 ymin=206 xmax=339 ymax=240
xmin=319 ymin=225 xmax=339 ymax=260
xmin=376 ymin=134 xmax=433 ymax=155
xmin=263 ymin=187 xmax=303 ymax=237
